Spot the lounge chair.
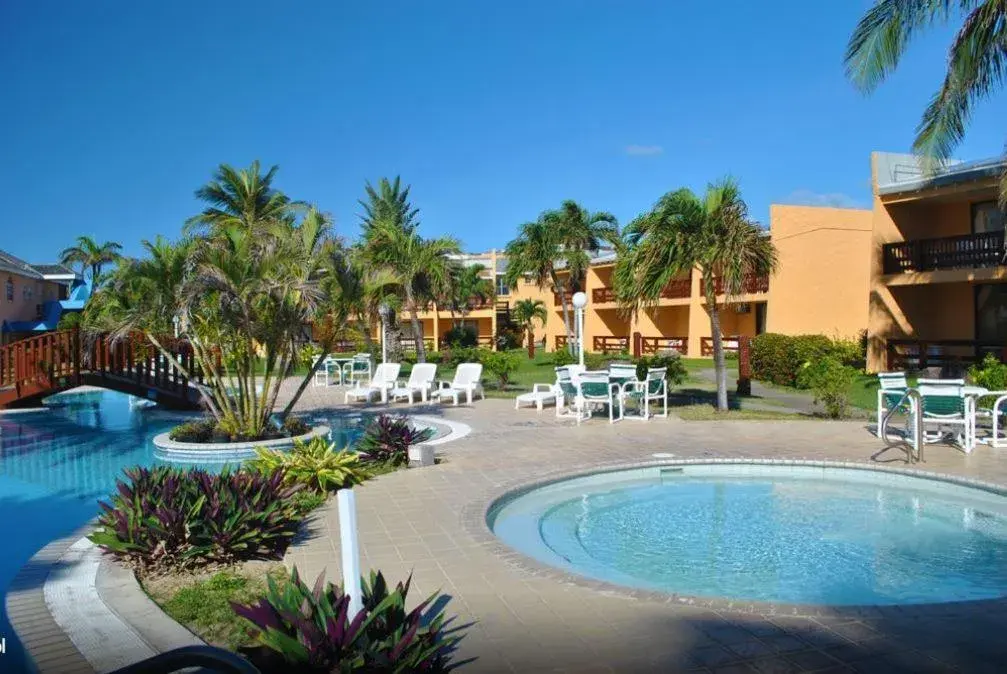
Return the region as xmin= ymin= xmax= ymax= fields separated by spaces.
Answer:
xmin=515 ymin=383 xmax=558 ymax=411
xmin=344 ymin=363 xmax=400 ymax=404
xmin=390 ymin=363 xmax=437 ymax=404
xmin=622 ymin=367 xmax=668 ymax=420
xmin=876 ymin=371 xmax=911 ymax=438
xmin=433 ymin=363 xmax=485 ymax=405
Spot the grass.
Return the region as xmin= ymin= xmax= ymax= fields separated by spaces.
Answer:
xmin=147 ymin=566 xmax=287 ymax=649
xmin=674 ymin=404 xmax=810 ymax=421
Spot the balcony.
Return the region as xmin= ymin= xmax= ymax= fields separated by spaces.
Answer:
xmin=886 ymin=338 xmax=1006 ymax=373
xmin=591 ymin=287 xmax=616 ymax=303
xmin=713 ymin=275 xmax=769 ymax=295
xmin=882 ymin=231 xmax=1005 ymax=274
xmin=637 ymin=336 xmax=687 ymax=355
xmin=593 ymin=335 xmax=629 ymax=354
xmin=700 ymin=336 xmax=740 ymax=357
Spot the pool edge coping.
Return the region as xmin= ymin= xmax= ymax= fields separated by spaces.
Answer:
xmin=461 ymin=457 xmax=1007 ymax=619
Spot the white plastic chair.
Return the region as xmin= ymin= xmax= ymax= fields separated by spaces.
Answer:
xmin=434 ymin=363 xmax=485 ymax=405
xmin=390 ymin=363 xmax=438 ymax=404
xmin=344 ymin=363 xmax=400 ymax=404
xmin=515 ymin=383 xmax=558 ymax=411
xmin=343 ymin=353 xmax=372 ymax=387
xmin=875 ymin=371 xmax=911 ymax=438
xmin=622 ymin=367 xmax=668 ymax=420
xmin=917 ymin=381 xmax=968 ymax=449
xmin=577 ymin=371 xmax=622 ymax=423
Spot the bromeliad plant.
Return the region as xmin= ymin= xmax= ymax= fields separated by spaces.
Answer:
xmin=355 ymin=415 xmax=434 ymax=467
xmin=89 ymin=466 xmax=304 ymax=573
xmin=247 ymin=437 xmax=372 ymax=493
xmin=232 ymin=567 xmax=461 ymax=673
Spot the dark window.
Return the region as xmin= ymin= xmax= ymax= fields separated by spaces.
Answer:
xmin=975 ymin=284 xmax=1007 ymax=344
xmin=973 ymin=201 xmax=1006 ymax=233
xmin=495 ymin=275 xmax=509 ymax=296
xmin=5 ymin=277 xmax=13 ymax=302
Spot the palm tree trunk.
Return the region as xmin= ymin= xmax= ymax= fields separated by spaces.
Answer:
xmin=404 ymin=286 xmax=426 ymax=363
xmin=704 ymin=278 xmax=729 ymax=412
xmin=551 ymin=272 xmax=573 ymax=350
xmin=527 ymin=326 xmax=535 ymax=359
xmin=280 ymin=336 xmax=332 ymax=421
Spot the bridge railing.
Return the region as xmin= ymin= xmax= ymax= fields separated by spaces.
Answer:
xmin=0 ymin=328 xmax=80 ymax=392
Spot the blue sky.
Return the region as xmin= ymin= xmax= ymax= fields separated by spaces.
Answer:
xmin=1 ymin=1 xmax=1004 ymax=263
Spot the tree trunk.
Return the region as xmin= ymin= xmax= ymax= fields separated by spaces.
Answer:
xmin=280 ymin=338 xmax=332 ymax=421
xmin=551 ymin=271 xmax=573 ymax=351
xmin=527 ymin=326 xmax=535 ymax=359
xmin=404 ymin=286 xmax=426 ymax=363
xmin=704 ymin=277 xmax=729 ymax=412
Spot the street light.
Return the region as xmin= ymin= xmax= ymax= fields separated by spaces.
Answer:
xmin=378 ymin=303 xmax=391 ymax=365
xmin=572 ymin=291 xmax=587 ymax=367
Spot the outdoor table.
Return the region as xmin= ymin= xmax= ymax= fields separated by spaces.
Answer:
xmin=323 ymin=356 xmax=355 ymax=386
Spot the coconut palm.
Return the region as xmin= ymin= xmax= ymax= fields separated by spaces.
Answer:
xmin=614 ymin=179 xmax=777 ymax=412
xmin=448 ymin=263 xmax=495 ymax=325
xmin=512 ymin=298 xmax=548 ymax=358
xmin=504 ymin=202 xmax=617 ymax=347
xmin=184 ymin=160 xmax=298 ymax=235
xmin=845 ymin=0 xmax=1007 ymax=201
xmin=359 ymin=176 xmax=420 ymax=237
xmin=59 ymin=236 xmax=123 ymax=284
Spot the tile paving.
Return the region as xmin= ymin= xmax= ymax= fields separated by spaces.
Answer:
xmin=285 ymin=395 xmax=1007 ymax=674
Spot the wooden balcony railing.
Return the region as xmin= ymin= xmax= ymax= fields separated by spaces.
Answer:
xmin=882 ymin=231 xmax=1005 ymax=274
xmin=700 ymin=336 xmax=740 ymax=357
xmin=638 ymin=336 xmax=687 ymax=355
xmin=885 ymin=339 xmax=1007 ymax=372
xmin=713 ymin=275 xmax=770 ymax=295
xmin=592 ymin=287 xmax=616 ymax=303
xmin=592 ymin=335 xmax=629 ymax=354
xmin=660 ymin=278 xmax=693 ymax=299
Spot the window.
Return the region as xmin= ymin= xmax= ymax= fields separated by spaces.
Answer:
xmin=22 ymin=285 xmax=32 ymax=302
xmin=973 ymin=201 xmax=1006 ymax=233
xmin=5 ymin=277 xmax=13 ymax=302
xmin=975 ymin=284 xmax=1007 ymax=344
xmin=495 ymin=275 xmax=509 ymax=296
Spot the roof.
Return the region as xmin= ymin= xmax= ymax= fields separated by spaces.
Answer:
xmin=875 ymin=152 xmax=1006 ymax=196
xmin=32 ymin=263 xmax=77 ymax=277
xmin=0 ymin=249 xmax=44 ymax=279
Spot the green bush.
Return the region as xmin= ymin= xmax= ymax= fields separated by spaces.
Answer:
xmin=495 ymin=325 xmax=523 ymax=351
xmin=481 ymin=349 xmax=522 ymax=388
xmin=356 ymin=415 xmax=435 ymax=467
xmin=89 ymin=467 xmax=304 ymax=573
xmin=57 ymin=311 xmax=82 ymax=331
xmin=169 ymin=418 xmax=219 ymax=442
xmin=634 ymin=353 xmax=688 ymax=385
xmin=549 ymin=349 xmax=577 ymax=367
xmin=443 ymin=325 xmax=477 ymax=348
xmin=440 ymin=346 xmax=481 ymax=369
xmin=796 ymin=356 xmax=858 ymax=419
xmin=246 ymin=437 xmax=371 ymax=493
xmin=281 ymin=416 xmax=309 ymax=437
xmin=299 ymin=343 xmax=323 ymax=369
xmin=585 ymin=352 xmax=615 ymax=370
xmin=968 ymin=353 xmax=1007 ymax=408
xmin=752 ymin=333 xmax=864 ymax=388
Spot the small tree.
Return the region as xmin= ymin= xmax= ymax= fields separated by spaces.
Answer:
xmin=512 ymin=298 xmax=548 ymax=358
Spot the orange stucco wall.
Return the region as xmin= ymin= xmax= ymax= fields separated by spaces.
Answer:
xmin=1 ymin=272 xmax=63 ymax=326
xmin=765 ymin=204 xmax=872 ymax=339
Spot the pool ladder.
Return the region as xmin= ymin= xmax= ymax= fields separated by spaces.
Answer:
xmin=877 ymin=388 xmax=924 ymax=464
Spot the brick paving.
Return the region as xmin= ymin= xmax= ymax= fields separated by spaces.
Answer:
xmin=286 ymin=395 xmax=1007 ymax=674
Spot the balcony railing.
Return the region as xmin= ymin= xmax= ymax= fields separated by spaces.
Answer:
xmin=661 ymin=278 xmax=693 ymax=299
xmin=638 ymin=336 xmax=687 ymax=355
xmin=713 ymin=275 xmax=769 ymax=295
xmin=593 ymin=335 xmax=629 ymax=354
xmin=700 ymin=336 xmax=740 ymax=357
xmin=886 ymin=339 xmax=1006 ymax=372
xmin=882 ymin=231 xmax=1005 ymax=274
xmin=592 ymin=287 xmax=616 ymax=303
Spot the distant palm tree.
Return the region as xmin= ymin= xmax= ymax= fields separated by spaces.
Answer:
xmin=615 ymin=179 xmax=777 ymax=411
xmin=359 ymin=176 xmax=420 ymax=237
xmin=845 ymin=0 xmax=1007 ymax=201
xmin=448 ymin=263 xmax=495 ymax=325
xmin=184 ymin=160 xmax=297 ymax=235
xmin=512 ymin=298 xmax=548 ymax=358
xmin=59 ymin=236 xmax=123 ymax=284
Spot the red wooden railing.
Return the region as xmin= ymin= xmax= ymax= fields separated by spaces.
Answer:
xmin=636 ymin=336 xmax=688 ymax=356
xmin=713 ymin=275 xmax=770 ymax=295
xmin=660 ymin=278 xmax=693 ymax=299
xmin=701 ymin=335 xmax=741 ymax=357
xmin=592 ymin=335 xmax=629 ymax=354
xmin=0 ymin=328 xmax=204 ymax=408
xmin=885 ymin=339 xmax=1007 ymax=372
xmin=883 ymin=231 xmax=1005 ymax=274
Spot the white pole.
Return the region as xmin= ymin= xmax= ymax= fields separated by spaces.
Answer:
xmin=577 ymin=306 xmax=585 ymax=367
xmin=381 ymin=316 xmax=387 ymax=365
xmin=337 ymin=489 xmax=363 ymax=616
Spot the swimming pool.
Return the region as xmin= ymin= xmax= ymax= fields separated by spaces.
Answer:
xmin=490 ymin=463 xmax=1007 ymax=606
xmin=0 ymin=389 xmax=363 ymax=671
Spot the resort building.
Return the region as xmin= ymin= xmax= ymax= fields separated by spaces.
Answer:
xmin=0 ymin=250 xmax=86 ymax=344
xmin=867 ymin=152 xmax=1007 ymax=373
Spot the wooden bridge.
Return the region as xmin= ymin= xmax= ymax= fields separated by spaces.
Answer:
xmin=0 ymin=329 xmax=205 ymax=410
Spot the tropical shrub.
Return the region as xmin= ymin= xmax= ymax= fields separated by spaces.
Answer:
xmin=282 ymin=415 xmax=310 ymax=437
xmin=549 ymin=349 xmax=577 ymax=367
xmin=299 ymin=343 xmax=324 ymax=370
xmin=584 ymin=352 xmax=614 ymax=370
xmin=169 ymin=418 xmax=220 ymax=443
xmin=440 ymin=346 xmax=481 ymax=369
xmin=356 ymin=415 xmax=435 ymax=467
xmin=481 ymin=349 xmax=521 ymax=388
xmin=494 ymin=325 xmax=522 ymax=351
xmin=443 ymin=325 xmax=478 ymax=348
xmin=247 ymin=438 xmax=371 ymax=493
xmin=752 ymin=333 xmax=862 ymax=388
xmin=89 ymin=467 xmax=303 ymax=573
xmin=634 ymin=353 xmax=687 ymax=385
xmin=797 ymin=356 xmax=858 ymax=419
xmin=57 ymin=311 xmax=83 ymax=331
xmin=232 ymin=567 xmax=460 ymax=673
xmin=968 ymin=353 xmax=1007 ymax=408
xmin=169 ymin=416 xmax=311 ymax=443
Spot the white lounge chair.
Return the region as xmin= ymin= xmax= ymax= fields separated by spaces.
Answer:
xmin=434 ymin=363 xmax=485 ymax=405
xmin=344 ymin=363 xmax=400 ymax=404
xmin=515 ymin=383 xmax=558 ymax=411
xmin=622 ymin=367 xmax=668 ymax=420
xmin=390 ymin=363 xmax=437 ymax=404
xmin=876 ymin=371 xmax=911 ymax=437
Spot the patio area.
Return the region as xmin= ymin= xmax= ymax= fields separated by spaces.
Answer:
xmin=284 ymin=393 xmax=1007 ymax=674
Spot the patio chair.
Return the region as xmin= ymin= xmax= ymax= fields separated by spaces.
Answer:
xmin=608 ymin=362 xmax=638 ymax=386
xmin=313 ymin=355 xmax=339 ymax=387
xmin=343 ymin=354 xmax=372 ymax=387
xmin=917 ymin=381 xmax=968 ymax=448
xmin=344 ymin=363 xmax=400 ymax=404
xmin=390 ymin=363 xmax=437 ymax=404
xmin=514 ymin=382 xmax=558 ymax=411
xmin=578 ymin=370 xmax=623 ymax=424
xmin=554 ymin=366 xmax=586 ymax=421
xmin=875 ymin=371 xmax=911 ymax=438
xmin=433 ymin=363 xmax=485 ymax=405
xmin=622 ymin=367 xmax=668 ymax=421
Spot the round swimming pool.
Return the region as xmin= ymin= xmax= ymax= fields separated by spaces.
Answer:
xmin=489 ymin=463 xmax=1007 ymax=606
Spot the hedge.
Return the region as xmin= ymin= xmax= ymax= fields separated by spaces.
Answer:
xmin=751 ymin=333 xmax=863 ymax=388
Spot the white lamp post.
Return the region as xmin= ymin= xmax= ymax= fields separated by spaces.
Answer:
xmin=572 ymin=291 xmax=587 ymax=368
xmin=337 ymin=489 xmax=363 ymax=616
xmin=378 ymin=303 xmax=390 ymax=365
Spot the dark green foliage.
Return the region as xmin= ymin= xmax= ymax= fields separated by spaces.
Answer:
xmin=232 ymin=567 xmax=461 ymax=673
xmin=169 ymin=418 xmax=220 ymax=442
xmin=169 ymin=416 xmax=312 ymax=444
xmin=549 ymin=349 xmax=577 ymax=367
xmin=282 ymin=416 xmax=310 ymax=437
xmin=356 ymin=415 xmax=435 ymax=467
xmin=443 ymin=325 xmax=477 ymax=348
xmin=57 ymin=311 xmax=83 ymax=330
xmin=752 ymin=333 xmax=865 ymax=388
xmin=494 ymin=325 xmax=522 ymax=351
xmin=440 ymin=346 xmax=481 ymax=369
xmin=633 ymin=354 xmax=687 ymax=384
xmin=89 ymin=466 xmax=305 ymax=573
xmin=480 ymin=349 xmax=522 ymax=388
xmin=796 ymin=356 xmax=858 ymax=419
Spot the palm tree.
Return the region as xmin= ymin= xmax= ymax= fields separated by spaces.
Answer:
xmin=448 ymin=263 xmax=495 ymax=325
xmin=59 ymin=236 xmax=123 ymax=284
xmin=359 ymin=176 xmax=420 ymax=237
xmin=184 ymin=160 xmax=298 ymax=235
xmin=614 ymin=179 xmax=777 ymax=412
xmin=505 ymin=202 xmax=618 ymax=347
xmin=512 ymin=298 xmax=548 ymax=358
xmin=845 ymin=0 xmax=1007 ymax=201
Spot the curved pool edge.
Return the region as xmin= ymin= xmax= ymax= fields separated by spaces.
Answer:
xmin=152 ymin=424 xmax=331 ymax=462
xmin=464 ymin=457 xmax=1007 ymax=619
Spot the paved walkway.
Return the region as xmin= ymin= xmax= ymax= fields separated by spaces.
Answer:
xmin=285 ymin=396 xmax=1007 ymax=674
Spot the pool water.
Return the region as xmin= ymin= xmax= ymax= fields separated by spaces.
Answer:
xmin=491 ymin=464 xmax=1007 ymax=606
xmin=0 ymin=389 xmax=362 ymax=671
